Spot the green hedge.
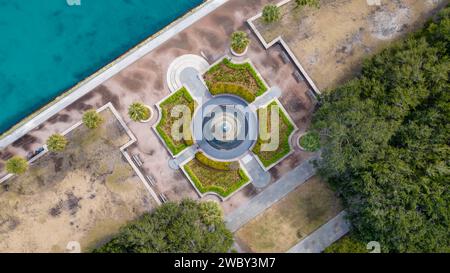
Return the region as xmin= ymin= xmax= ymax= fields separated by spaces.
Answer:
xmin=195 ymin=153 xmax=231 ymax=171
xmin=206 ymin=58 xmax=268 ymax=97
xmin=156 ymin=87 xmax=195 ymax=156
xmin=252 ymin=101 xmax=295 ymax=168
xmin=184 ymin=157 xmax=250 ymax=198
xmin=208 ymin=82 xmax=256 ymax=103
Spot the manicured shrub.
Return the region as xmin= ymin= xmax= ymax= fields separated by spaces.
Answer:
xmin=82 ymin=110 xmax=104 ymax=129
xmin=195 ymin=153 xmax=231 ymax=171
xmin=6 ymin=156 xmax=28 ymax=175
xmin=47 ymin=134 xmax=68 ymax=152
xmin=299 ymin=131 xmax=321 ymax=152
xmin=128 ymin=102 xmax=150 ymax=122
xmin=262 ymin=5 xmax=281 ymax=23
xmin=230 ymin=31 xmax=250 ymax=54
xmin=295 ymin=0 xmax=320 ymax=8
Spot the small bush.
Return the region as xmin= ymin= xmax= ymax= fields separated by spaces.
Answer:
xmin=195 ymin=153 xmax=231 ymax=171
xmin=295 ymin=0 xmax=320 ymax=9
xmin=128 ymin=102 xmax=150 ymax=122
xmin=262 ymin=5 xmax=280 ymax=23
xmin=230 ymin=31 xmax=250 ymax=54
xmin=6 ymin=156 xmax=28 ymax=175
xmin=47 ymin=134 xmax=68 ymax=152
xmin=299 ymin=131 xmax=321 ymax=152
xmin=83 ymin=110 xmax=104 ymax=129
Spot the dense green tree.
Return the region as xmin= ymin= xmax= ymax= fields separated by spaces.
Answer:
xmin=94 ymin=200 xmax=233 ymax=253
xmin=6 ymin=156 xmax=28 ymax=175
xmin=262 ymin=5 xmax=281 ymax=23
xmin=313 ymin=7 xmax=450 ymax=252
xmin=82 ymin=110 xmax=103 ymax=129
xmin=46 ymin=134 xmax=68 ymax=152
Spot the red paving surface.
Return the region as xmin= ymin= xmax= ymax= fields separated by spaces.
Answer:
xmin=0 ymin=0 xmax=317 ymax=214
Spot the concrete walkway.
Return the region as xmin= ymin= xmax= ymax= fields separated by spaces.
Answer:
xmin=179 ymin=67 xmax=211 ymax=100
xmin=225 ymin=156 xmax=318 ymax=232
xmin=168 ymin=145 xmax=198 ymax=170
xmin=0 ymin=0 xmax=228 ymax=149
xmin=240 ymin=153 xmax=271 ymax=189
xmin=250 ymin=86 xmax=282 ymax=109
xmin=288 ymin=211 xmax=350 ymax=253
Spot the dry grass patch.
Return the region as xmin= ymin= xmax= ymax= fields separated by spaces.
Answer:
xmin=254 ymin=0 xmax=446 ymax=90
xmin=236 ymin=176 xmax=342 ymax=253
xmin=0 ymin=110 xmax=156 ymax=253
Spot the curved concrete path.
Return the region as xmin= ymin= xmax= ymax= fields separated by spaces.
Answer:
xmin=167 ymin=54 xmax=209 ymax=92
xmin=240 ymin=153 xmax=271 ymax=188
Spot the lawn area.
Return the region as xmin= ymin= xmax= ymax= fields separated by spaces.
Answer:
xmin=203 ymin=58 xmax=268 ymax=102
xmin=183 ymin=153 xmax=250 ymax=199
xmin=324 ymin=234 xmax=368 ymax=253
xmin=0 ymin=109 xmax=157 ymax=253
xmin=252 ymin=100 xmax=295 ymax=168
xmin=156 ymin=87 xmax=196 ymax=156
xmin=236 ymin=176 xmax=342 ymax=253
xmin=253 ymin=0 xmax=445 ymax=90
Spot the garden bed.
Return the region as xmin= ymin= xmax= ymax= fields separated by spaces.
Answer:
xmin=183 ymin=153 xmax=250 ymax=199
xmin=156 ymin=87 xmax=196 ymax=156
xmin=203 ymin=58 xmax=267 ymax=102
xmin=252 ymin=100 xmax=295 ymax=168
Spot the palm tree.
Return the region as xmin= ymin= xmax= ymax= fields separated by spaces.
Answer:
xmin=230 ymin=31 xmax=250 ymax=54
xmin=6 ymin=156 xmax=28 ymax=175
xmin=128 ymin=102 xmax=151 ymax=122
xmin=82 ymin=110 xmax=104 ymax=129
xmin=47 ymin=134 xmax=68 ymax=152
xmin=262 ymin=5 xmax=280 ymax=23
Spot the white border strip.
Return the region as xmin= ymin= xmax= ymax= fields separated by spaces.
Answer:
xmin=0 ymin=103 xmax=161 ymax=206
xmin=0 ymin=0 xmax=229 ymax=149
xmin=246 ymin=0 xmax=321 ymax=95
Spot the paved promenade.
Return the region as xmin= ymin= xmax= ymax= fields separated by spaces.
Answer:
xmin=288 ymin=211 xmax=350 ymax=253
xmin=225 ymin=156 xmax=318 ymax=232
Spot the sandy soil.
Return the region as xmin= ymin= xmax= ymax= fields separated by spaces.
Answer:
xmin=0 ymin=110 xmax=156 ymax=253
xmin=235 ymin=176 xmax=342 ymax=253
xmin=255 ymin=0 xmax=448 ymax=90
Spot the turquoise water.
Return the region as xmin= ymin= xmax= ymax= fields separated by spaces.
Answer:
xmin=0 ymin=0 xmax=202 ymax=133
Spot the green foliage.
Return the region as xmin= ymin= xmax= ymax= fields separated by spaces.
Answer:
xmin=204 ymin=58 xmax=268 ymax=101
xmin=230 ymin=31 xmax=250 ymax=54
xmin=184 ymin=154 xmax=250 ymax=198
xmin=209 ymin=82 xmax=256 ymax=103
xmin=324 ymin=235 xmax=368 ymax=253
xmin=82 ymin=110 xmax=104 ymax=129
xmin=6 ymin=156 xmax=28 ymax=175
xmin=253 ymin=101 xmax=295 ymax=168
xmin=299 ymin=131 xmax=321 ymax=152
xmin=295 ymin=0 xmax=320 ymax=9
xmin=156 ymin=87 xmax=195 ymax=155
xmin=313 ymin=7 xmax=450 ymax=253
xmin=94 ymin=200 xmax=233 ymax=253
xmin=46 ymin=134 xmax=68 ymax=152
xmin=128 ymin=102 xmax=150 ymax=122
xmin=262 ymin=5 xmax=281 ymax=23
xmin=195 ymin=153 xmax=232 ymax=171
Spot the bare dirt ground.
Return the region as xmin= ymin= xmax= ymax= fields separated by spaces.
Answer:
xmin=0 ymin=110 xmax=156 ymax=253
xmin=255 ymin=0 xmax=448 ymax=90
xmin=235 ymin=176 xmax=342 ymax=253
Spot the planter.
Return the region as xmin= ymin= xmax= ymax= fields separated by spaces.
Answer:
xmin=139 ymin=105 xmax=153 ymax=123
xmin=297 ymin=133 xmax=307 ymax=151
xmin=230 ymin=45 xmax=248 ymax=57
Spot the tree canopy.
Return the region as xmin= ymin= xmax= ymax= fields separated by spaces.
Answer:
xmin=94 ymin=200 xmax=233 ymax=253
xmin=313 ymin=7 xmax=450 ymax=253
